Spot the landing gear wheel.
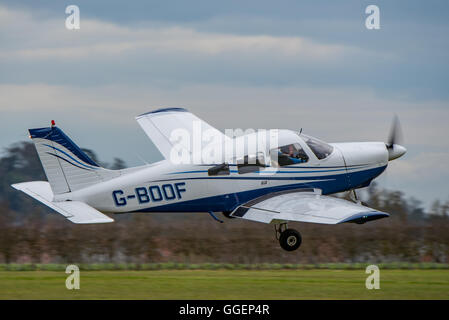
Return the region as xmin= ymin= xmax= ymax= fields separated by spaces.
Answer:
xmin=279 ymin=229 xmax=302 ymax=251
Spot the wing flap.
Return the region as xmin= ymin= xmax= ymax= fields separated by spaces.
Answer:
xmin=231 ymin=190 xmax=388 ymax=225
xmin=12 ymin=181 xmax=113 ymax=224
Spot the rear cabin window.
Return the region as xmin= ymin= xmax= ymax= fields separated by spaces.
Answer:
xmin=271 ymin=143 xmax=309 ymax=167
xmin=237 ymin=154 xmax=266 ymax=174
xmin=208 ymin=163 xmax=230 ymax=176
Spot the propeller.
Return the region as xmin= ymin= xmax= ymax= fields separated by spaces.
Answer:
xmin=386 ymin=115 xmax=403 ymax=148
xmin=386 ymin=115 xmax=406 ymax=160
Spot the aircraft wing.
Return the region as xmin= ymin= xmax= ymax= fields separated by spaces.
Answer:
xmin=230 ymin=189 xmax=388 ymax=224
xmin=136 ymin=107 xmax=231 ymax=160
xmin=12 ymin=181 xmax=114 ymax=224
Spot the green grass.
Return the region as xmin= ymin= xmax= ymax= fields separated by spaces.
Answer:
xmin=0 ymin=262 xmax=448 ymax=271
xmin=0 ymin=269 xmax=448 ymax=299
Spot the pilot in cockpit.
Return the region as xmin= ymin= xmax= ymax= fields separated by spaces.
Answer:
xmin=279 ymin=144 xmax=308 ymax=164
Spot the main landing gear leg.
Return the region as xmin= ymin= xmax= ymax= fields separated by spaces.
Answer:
xmin=351 ymin=189 xmax=362 ymax=204
xmin=275 ymin=222 xmax=302 ymax=252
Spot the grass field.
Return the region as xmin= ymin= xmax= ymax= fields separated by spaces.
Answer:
xmin=1 ymin=269 xmax=448 ymax=299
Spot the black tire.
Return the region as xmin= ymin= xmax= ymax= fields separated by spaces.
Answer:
xmin=279 ymin=229 xmax=302 ymax=251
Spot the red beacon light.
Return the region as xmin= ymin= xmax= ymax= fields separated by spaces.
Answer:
xmin=51 ymin=120 xmax=56 ymax=127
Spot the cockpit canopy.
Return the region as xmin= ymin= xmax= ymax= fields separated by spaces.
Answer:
xmin=209 ymin=129 xmax=335 ymax=174
xmin=209 ymin=130 xmax=335 ymax=175
xmin=270 ymin=131 xmax=334 ymax=167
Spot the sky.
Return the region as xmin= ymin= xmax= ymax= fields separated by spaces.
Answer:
xmin=1 ymin=1 xmax=448 ymax=209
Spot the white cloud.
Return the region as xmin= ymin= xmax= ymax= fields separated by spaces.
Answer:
xmin=1 ymin=83 xmax=448 ymax=149
xmin=0 ymin=5 xmax=361 ymax=61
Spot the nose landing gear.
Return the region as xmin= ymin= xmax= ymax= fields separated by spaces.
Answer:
xmin=275 ymin=223 xmax=302 ymax=251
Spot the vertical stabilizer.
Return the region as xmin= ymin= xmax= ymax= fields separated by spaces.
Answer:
xmin=29 ymin=124 xmax=119 ymax=195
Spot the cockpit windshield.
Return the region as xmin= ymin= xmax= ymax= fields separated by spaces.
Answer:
xmin=301 ymin=134 xmax=333 ymax=160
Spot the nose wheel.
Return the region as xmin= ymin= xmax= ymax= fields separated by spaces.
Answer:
xmin=275 ymin=223 xmax=302 ymax=251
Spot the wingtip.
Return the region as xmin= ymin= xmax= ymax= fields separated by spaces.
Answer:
xmin=340 ymin=211 xmax=389 ymax=224
xmin=136 ymin=107 xmax=189 ymax=118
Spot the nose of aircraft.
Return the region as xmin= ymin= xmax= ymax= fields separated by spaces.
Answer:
xmin=387 ymin=144 xmax=407 ymax=161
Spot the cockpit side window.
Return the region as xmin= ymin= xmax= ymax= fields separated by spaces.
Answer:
xmin=271 ymin=143 xmax=309 ymax=167
xmin=302 ymin=135 xmax=333 ymax=160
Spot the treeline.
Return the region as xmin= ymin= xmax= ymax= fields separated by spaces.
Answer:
xmin=0 ymin=142 xmax=448 ymax=264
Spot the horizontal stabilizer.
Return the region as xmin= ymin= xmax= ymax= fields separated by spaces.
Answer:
xmin=12 ymin=181 xmax=114 ymax=224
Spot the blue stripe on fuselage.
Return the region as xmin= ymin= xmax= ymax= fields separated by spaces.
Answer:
xmin=151 ymin=165 xmax=385 ymax=183
xmin=167 ymin=163 xmax=372 ymax=175
xmin=133 ymin=165 xmax=386 ymax=213
xmin=168 ymin=168 xmax=349 ymax=175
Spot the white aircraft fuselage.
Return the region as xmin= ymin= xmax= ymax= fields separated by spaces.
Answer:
xmin=52 ymin=131 xmax=398 ymax=215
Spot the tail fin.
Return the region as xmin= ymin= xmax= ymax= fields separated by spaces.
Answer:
xmin=29 ymin=124 xmax=119 ymax=194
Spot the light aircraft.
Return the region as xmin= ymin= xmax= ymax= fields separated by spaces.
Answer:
xmin=12 ymin=108 xmax=406 ymax=251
